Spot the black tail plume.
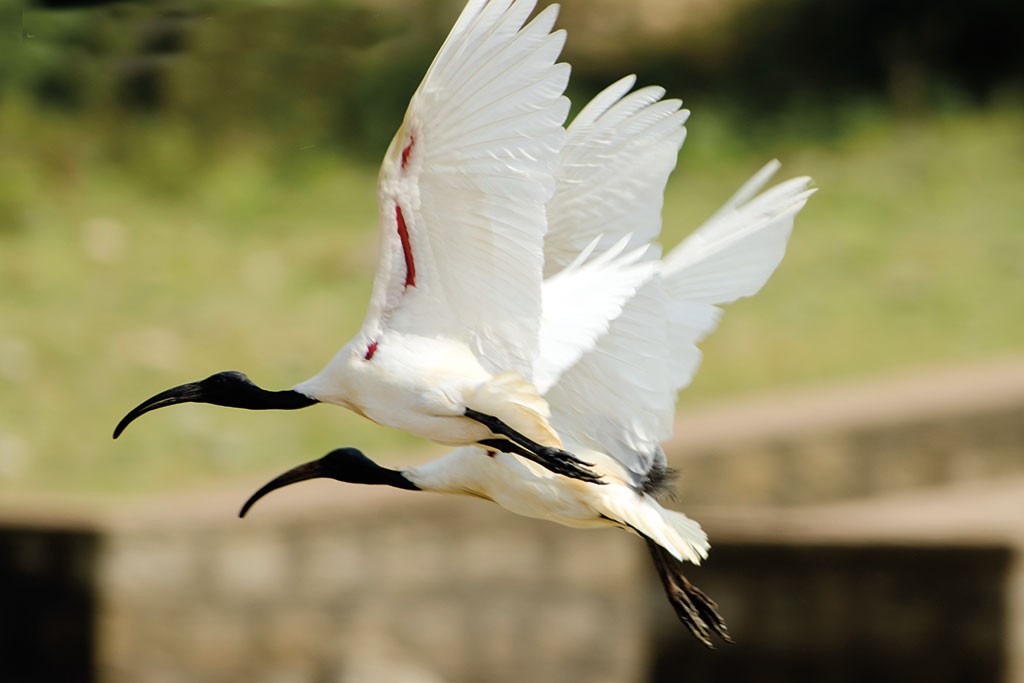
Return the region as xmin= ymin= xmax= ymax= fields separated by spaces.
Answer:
xmin=645 ymin=538 xmax=732 ymax=648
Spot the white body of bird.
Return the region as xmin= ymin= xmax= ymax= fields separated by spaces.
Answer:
xmin=295 ymin=334 xmax=558 ymax=448
xmin=228 ymin=0 xmax=813 ymax=648
xmin=403 ymin=156 xmax=812 ymax=570
xmin=409 ymin=445 xmax=710 ymax=564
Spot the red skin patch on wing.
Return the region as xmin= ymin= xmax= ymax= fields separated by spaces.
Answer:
xmin=395 ymin=205 xmax=416 ymax=288
xmin=400 ymin=136 xmax=415 ymax=170
xmin=363 ymin=341 xmax=378 ymax=361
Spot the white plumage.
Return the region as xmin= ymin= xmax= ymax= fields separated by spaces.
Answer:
xmin=295 ymin=0 xmax=573 ymax=453
xmin=116 ymin=0 xmax=813 ymax=647
xmin=409 ymin=153 xmax=813 ymax=565
xmin=116 ymin=0 xmax=595 ymax=484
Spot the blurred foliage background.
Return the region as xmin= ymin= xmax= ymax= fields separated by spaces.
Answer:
xmin=3 ymin=0 xmax=1023 ymax=497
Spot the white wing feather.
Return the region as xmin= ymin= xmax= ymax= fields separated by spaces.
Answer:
xmin=367 ymin=0 xmax=570 ymax=378
xmin=544 ymin=75 xmax=688 ymax=277
xmin=663 ymin=162 xmax=814 ymax=305
xmin=545 ymin=276 xmax=676 ymax=485
xmin=662 ymin=163 xmax=815 ymax=389
xmin=534 ymin=238 xmax=659 ymax=394
xmin=545 ymin=163 xmax=814 ymax=485
xmin=530 ymin=76 xmax=688 ymax=396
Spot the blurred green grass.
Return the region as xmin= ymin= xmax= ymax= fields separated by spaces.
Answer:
xmin=1 ymin=97 xmax=1021 ymax=497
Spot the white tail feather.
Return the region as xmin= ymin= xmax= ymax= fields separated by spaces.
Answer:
xmin=601 ymin=490 xmax=709 ymax=565
xmin=655 ymin=504 xmax=710 ymax=565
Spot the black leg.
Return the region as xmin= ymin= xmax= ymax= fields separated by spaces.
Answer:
xmin=645 ymin=537 xmax=732 ymax=648
xmin=465 ymin=409 xmax=604 ymax=484
xmin=479 ymin=439 xmax=534 ymax=459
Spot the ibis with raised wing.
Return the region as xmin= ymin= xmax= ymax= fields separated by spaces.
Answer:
xmin=114 ymin=0 xmax=812 ymax=646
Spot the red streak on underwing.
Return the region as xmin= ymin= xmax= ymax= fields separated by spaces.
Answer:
xmin=395 ymin=205 xmax=416 ymax=288
xmin=363 ymin=341 xmax=379 ymax=361
xmin=400 ymin=136 xmax=415 ymax=170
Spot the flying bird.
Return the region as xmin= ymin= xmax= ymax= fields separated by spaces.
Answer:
xmin=115 ymin=0 xmax=596 ymax=482
xmin=241 ymin=152 xmax=812 ymax=646
xmin=114 ymin=0 xmax=813 ymax=646
xmin=235 ymin=1 xmax=812 ymax=646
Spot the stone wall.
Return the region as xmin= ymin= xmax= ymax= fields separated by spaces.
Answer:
xmin=668 ymin=360 xmax=1024 ymax=506
xmin=3 ymin=359 xmax=1024 ymax=682
xmin=13 ymin=490 xmax=647 ymax=683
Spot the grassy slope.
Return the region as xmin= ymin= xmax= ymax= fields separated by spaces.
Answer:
xmin=1 ymin=104 xmax=1021 ymax=496
xmin=665 ymin=106 xmax=1024 ymax=400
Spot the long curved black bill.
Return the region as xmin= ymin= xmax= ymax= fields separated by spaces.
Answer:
xmin=113 ymin=382 xmax=203 ymax=439
xmin=239 ymin=460 xmax=326 ymax=518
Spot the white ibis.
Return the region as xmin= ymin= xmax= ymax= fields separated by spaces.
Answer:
xmin=241 ymin=155 xmax=812 ymax=646
xmin=115 ymin=0 xmax=596 ymax=482
xmin=115 ymin=0 xmax=814 ymax=646
xmin=237 ymin=89 xmax=806 ymax=651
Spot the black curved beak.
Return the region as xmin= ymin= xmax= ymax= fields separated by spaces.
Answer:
xmin=238 ymin=459 xmax=327 ymax=518
xmin=113 ymin=371 xmax=316 ymax=440
xmin=113 ymin=382 xmax=203 ymax=439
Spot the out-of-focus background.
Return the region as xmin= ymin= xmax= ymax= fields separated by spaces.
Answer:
xmin=3 ymin=0 xmax=1023 ymax=681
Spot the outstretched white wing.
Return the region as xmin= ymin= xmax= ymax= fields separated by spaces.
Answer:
xmin=545 ymin=163 xmax=814 ymax=487
xmin=366 ymin=0 xmax=570 ymax=378
xmin=544 ymin=75 xmax=688 ymax=277
xmin=530 ymin=76 xmax=688 ymax=391
xmin=661 ymin=162 xmax=815 ymax=390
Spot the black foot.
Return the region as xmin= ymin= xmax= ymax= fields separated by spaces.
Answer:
xmin=479 ymin=439 xmax=604 ymax=484
xmin=645 ymin=538 xmax=732 ymax=648
xmin=537 ymin=446 xmax=604 ymax=484
xmin=466 ymin=410 xmax=604 ymax=485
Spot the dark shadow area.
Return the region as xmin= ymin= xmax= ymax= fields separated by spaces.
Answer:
xmin=649 ymin=542 xmax=1011 ymax=683
xmin=648 ymin=0 xmax=1022 ymax=105
xmin=21 ymin=0 xmax=1024 ymax=160
xmin=0 ymin=527 xmax=99 ymax=683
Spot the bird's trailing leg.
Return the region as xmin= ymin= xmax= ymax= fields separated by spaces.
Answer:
xmin=645 ymin=538 xmax=732 ymax=648
xmin=480 ymin=437 xmax=603 ymax=485
xmin=479 ymin=439 xmax=535 ymax=459
xmin=465 ymin=408 xmax=603 ymax=484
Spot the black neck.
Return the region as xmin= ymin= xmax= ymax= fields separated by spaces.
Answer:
xmin=113 ymin=371 xmax=319 ymax=439
xmin=370 ymin=467 xmax=421 ymax=491
xmin=225 ymin=387 xmax=318 ymax=411
xmin=238 ymin=447 xmax=419 ymax=517
xmin=326 ymin=452 xmax=421 ymax=491
xmin=185 ymin=371 xmax=318 ymax=410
